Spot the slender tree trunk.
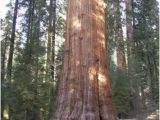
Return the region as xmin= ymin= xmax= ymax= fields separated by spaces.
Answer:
xmin=24 ymin=1 xmax=35 ymax=120
xmin=6 ymin=0 xmax=18 ymax=119
xmin=46 ymin=0 xmax=56 ymax=79
xmin=148 ymin=46 xmax=158 ymax=100
xmin=53 ymin=0 xmax=116 ymax=119
xmin=47 ymin=0 xmax=57 ymax=118
xmin=146 ymin=51 xmax=158 ymax=100
xmin=114 ymin=0 xmax=126 ymax=69
xmin=1 ymin=37 xmax=7 ymax=82
xmin=114 ymin=1 xmax=128 ymax=117
xmin=51 ymin=0 xmax=56 ymax=80
xmin=6 ymin=0 xmax=18 ymax=82
xmin=125 ymin=0 xmax=141 ymax=115
xmin=25 ymin=0 xmax=32 ymax=57
xmin=125 ymin=0 xmax=133 ymax=89
xmin=34 ymin=4 xmax=41 ymax=120
xmin=140 ymin=85 xmax=146 ymax=109
xmin=1 ymin=33 xmax=8 ymax=119
xmin=46 ymin=0 xmax=53 ymax=77
xmin=125 ymin=0 xmax=134 ymax=107
xmin=126 ymin=0 xmax=133 ymax=64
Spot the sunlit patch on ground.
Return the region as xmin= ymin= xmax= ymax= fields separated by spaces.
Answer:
xmin=4 ymin=109 xmax=9 ymax=119
xmin=145 ymin=109 xmax=159 ymax=120
xmin=119 ymin=119 xmax=137 ymax=120
xmin=119 ymin=109 xmax=159 ymax=120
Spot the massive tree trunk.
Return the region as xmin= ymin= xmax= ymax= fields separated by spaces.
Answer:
xmin=53 ymin=0 xmax=116 ymax=119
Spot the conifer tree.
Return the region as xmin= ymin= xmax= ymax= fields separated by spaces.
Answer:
xmin=54 ymin=0 xmax=116 ymax=119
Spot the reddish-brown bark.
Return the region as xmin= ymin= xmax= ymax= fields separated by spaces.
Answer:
xmin=114 ymin=0 xmax=126 ymax=69
xmin=126 ymin=0 xmax=133 ymax=62
xmin=53 ymin=0 xmax=116 ymax=120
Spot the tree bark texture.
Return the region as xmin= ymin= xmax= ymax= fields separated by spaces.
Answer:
xmin=126 ymin=0 xmax=133 ymax=55
xmin=47 ymin=0 xmax=57 ymax=119
xmin=47 ymin=0 xmax=56 ymax=80
xmin=53 ymin=0 xmax=116 ymax=120
xmin=125 ymin=0 xmax=142 ymax=114
xmin=114 ymin=0 xmax=126 ymax=69
xmin=7 ymin=0 xmax=18 ymax=82
xmin=1 ymin=36 xmax=8 ymax=120
xmin=51 ymin=0 xmax=56 ymax=80
xmin=6 ymin=0 xmax=18 ymax=119
xmin=126 ymin=0 xmax=133 ymax=89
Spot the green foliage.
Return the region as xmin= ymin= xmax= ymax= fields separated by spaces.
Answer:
xmin=106 ymin=0 xmax=159 ymax=118
xmin=133 ymin=0 xmax=159 ymax=101
xmin=110 ymin=67 xmax=130 ymax=117
xmin=113 ymin=75 xmax=129 ymax=116
xmin=1 ymin=0 xmax=67 ymax=119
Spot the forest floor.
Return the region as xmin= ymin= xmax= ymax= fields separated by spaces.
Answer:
xmin=120 ymin=101 xmax=159 ymax=120
xmin=137 ymin=101 xmax=159 ymax=120
xmin=137 ymin=108 xmax=159 ymax=120
xmin=120 ymin=108 xmax=159 ymax=120
xmin=137 ymin=106 xmax=159 ymax=120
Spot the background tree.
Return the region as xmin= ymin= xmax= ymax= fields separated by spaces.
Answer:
xmin=1 ymin=8 xmax=13 ymax=120
xmin=106 ymin=0 xmax=159 ymax=119
xmin=5 ymin=0 xmax=19 ymax=119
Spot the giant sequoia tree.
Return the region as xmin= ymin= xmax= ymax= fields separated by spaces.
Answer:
xmin=54 ymin=0 xmax=116 ymax=119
